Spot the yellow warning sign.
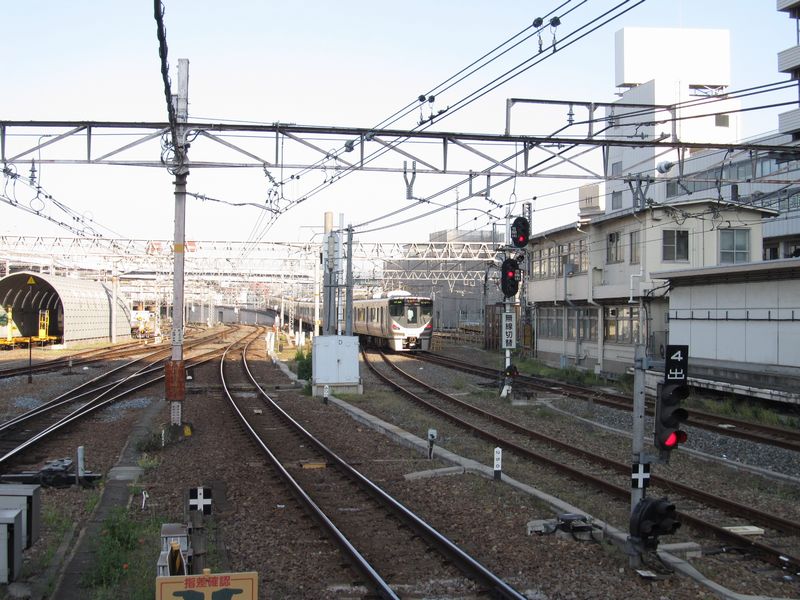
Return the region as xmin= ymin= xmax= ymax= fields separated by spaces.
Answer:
xmin=26 ymin=276 xmax=36 ymax=285
xmin=156 ymin=571 xmax=258 ymax=599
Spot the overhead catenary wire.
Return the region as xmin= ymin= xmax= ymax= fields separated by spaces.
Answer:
xmin=215 ymin=3 xmax=796 ymax=249
xmin=1 ymin=166 xmax=122 ymax=239
xmin=235 ymin=0 xmax=629 ymax=249
xmin=276 ymin=0 xmax=651 ymax=232
xmin=197 ymin=74 xmax=796 ymax=250
xmin=181 ymin=2 xmax=796 ymax=249
xmin=271 ymin=0 xmax=582 ymax=189
xmin=352 ymin=82 xmax=799 ymax=236
xmin=235 ymin=0 xmax=584 ymax=255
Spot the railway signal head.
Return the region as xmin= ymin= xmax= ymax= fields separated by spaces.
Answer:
xmin=500 ymin=258 xmax=520 ymax=298
xmin=654 ymin=381 xmax=690 ymax=453
xmin=510 ymin=216 xmax=530 ymax=249
xmin=630 ymin=496 xmax=680 ymax=550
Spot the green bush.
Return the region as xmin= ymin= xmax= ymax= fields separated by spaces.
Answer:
xmin=295 ymin=348 xmax=312 ymax=380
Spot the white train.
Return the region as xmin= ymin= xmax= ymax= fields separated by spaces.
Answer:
xmin=290 ymin=291 xmax=433 ymax=351
xmin=353 ymin=291 xmax=433 ymax=351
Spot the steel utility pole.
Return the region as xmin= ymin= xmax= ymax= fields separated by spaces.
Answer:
xmin=166 ymin=58 xmax=189 ymax=428
xmin=322 ymin=212 xmax=341 ymax=336
xmin=345 ymin=226 xmax=354 ymax=336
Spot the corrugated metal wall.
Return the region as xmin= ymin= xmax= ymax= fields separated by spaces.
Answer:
xmin=0 ymin=272 xmax=131 ymax=344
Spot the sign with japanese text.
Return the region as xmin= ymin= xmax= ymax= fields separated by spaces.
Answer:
xmin=664 ymin=344 xmax=689 ymax=383
xmin=156 ymin=571 xmax=258 ymax=600
xmin=501 ymin=312 xmax=516 ymax=349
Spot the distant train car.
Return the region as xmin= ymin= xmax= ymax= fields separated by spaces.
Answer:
xmin=288 ymin=291 xmax=433 ymax=351
xmin=353 ymin=291 xmax=433 ymax=351
xmin=131 ymin=309 xmax=160 ymax=339
xmin=292 ymin=299 xmax=317 ymax=331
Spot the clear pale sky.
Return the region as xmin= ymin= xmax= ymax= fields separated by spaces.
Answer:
xmin=2 ymin=1 xmax=795 ymax=244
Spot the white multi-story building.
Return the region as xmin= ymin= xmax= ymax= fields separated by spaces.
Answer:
xmin=526 ymin=26 xmax=786 ymax=375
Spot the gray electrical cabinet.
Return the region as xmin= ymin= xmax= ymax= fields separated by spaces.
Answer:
xmin=311 ymin=335 xmax=362 ymax=396
xmin=0 ymin=484 xmax=40 ymax=548
xmin=0 ymin=509 xmax=22 ymax=584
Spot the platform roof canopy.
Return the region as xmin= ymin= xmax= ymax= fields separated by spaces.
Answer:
xmin=0 ymin=271 xmax=131 ymax=344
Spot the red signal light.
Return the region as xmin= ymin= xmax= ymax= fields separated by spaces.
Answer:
xmin=510 ymin=216 xmax=530 ymax=249
xmin=500 ymin=257 xmax=520 ymax=297
xmin=655 ymin=382 xmax=689 ymax=452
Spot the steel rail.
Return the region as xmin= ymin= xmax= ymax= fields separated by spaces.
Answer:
xmin=418 ymin=352 xmax=800 ymax=452
xmin=236 ymin=343 xmax=527 ymax=599
xmin=0 ymin=330 xmax=240 ymax=466
xmin=368 ymin=350 xmax=800 ymax=572
xmin=380 ymin=351 xmax=800 ymax=537
xmin=220 ymin=340 xmax=400 ymax=600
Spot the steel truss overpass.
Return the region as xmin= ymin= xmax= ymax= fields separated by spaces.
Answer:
xmin=0 ymin=236 xmax=501 ymax=306
xmin=3 ymin=116 xmax=796 ymax=209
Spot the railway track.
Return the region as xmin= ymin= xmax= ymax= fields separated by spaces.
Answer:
xmin=0 ymin=339 xmax=167 ymax=379
xmin=416 ymin=351 xmax=800 ymax=453
xmin=367 ymin=349 xmax=800 ymax=574
xmin=0 ymin=326 xmax=227 ymax=380
xmin=0 ymin=327 xmax=238 ymax=468
xmin=219 ymin=338 xmax=527 ymax=599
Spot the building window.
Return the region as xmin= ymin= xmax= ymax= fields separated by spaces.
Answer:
xmin=532 ymin=249 xmax=543 ymax=279
xmin=764 ymin=245 xmax=779 ymax=261
xmin=611 ymin=161 xmax=622 ymax=177
xmin=607 ymin=231 xmax=623 ymax=263
xmin=662 ymin=230 xmax=688 ymax=261
xmin=757 ymin=157 xmax=778 ymax=177
xmin=557 ymin=244 xmax=567 ymax=276
xmin=536 ymin=307 xmax=563 ymax=339
xmin=604 ymin=305 xmax=640 ymax=344
xmin=578 ymin=239 xmax=588 ymax=273
xmin=611 ymin=191 xmax=623 ymax=210
xmin=720 ymin=229 xmax=749 ymax=264
xmin=567 ymin=308 xmax=598 ymax=341
xmin=629 ymin=230 xmax=640 ymax=264
xmin=546 ymin=246 xmax=557 ymax=277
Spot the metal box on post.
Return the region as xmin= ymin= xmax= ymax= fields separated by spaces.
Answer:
xmin=160 ymin=523 xmax=189 ymax=553
xmin=311 ymin=335 xmax=362 ymax=396
xmin=0 ymin=484 xmax=41 ymax=548
xmin=0 ymin=509 xmax=23 ymax=584
xmin=158 ymin=523 xmax=192 ymax=575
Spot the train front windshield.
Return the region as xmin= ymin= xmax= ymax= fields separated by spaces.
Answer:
xmin=389 ymin=298 xmax=433 ymax=327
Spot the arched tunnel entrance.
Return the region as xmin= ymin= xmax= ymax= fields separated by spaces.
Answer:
xmin=0 ymin=271 xmax=132 ymax=346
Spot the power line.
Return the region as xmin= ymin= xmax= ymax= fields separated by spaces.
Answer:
xmin=153 ymin=0 xmax=178 ymax=150
xmin=250 ymin=1 xmax=644 ymax=237
xmin=236 ymin=0 xmax=587 ymax=253
xmin=1 ymin=165 xmax=121 ymax=239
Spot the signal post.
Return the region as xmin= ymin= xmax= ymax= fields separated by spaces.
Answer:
xmin=628 ymin=343 xmax=690 ymax=565
xmin=499 ymin=216 xmax=529 ymax=398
